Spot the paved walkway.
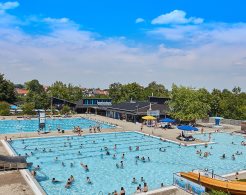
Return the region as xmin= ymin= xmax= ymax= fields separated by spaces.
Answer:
xmin=0 ymin=171 xmax=34 ymax=195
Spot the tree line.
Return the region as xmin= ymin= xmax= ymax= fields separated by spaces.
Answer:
xmin=0 ymin=73 xmax=245 ymax=120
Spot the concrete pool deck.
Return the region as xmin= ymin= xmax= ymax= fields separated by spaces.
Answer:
xmin=0 ymin=114 xmax=245 ymax=195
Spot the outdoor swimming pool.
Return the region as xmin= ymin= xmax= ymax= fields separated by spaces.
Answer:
xmin=0 ymin=118 xmax=114 ymax=134
xmin=9 ymin=132 xmax=246 ymax=195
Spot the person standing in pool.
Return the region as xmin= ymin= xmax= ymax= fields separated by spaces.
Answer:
xmin=86 ymin=176 xmax=92 ymax=184
xmin=65 ymin=178 xmax=71 ymax=188
xmin=135 ymin=186 xmax=141 ymax=193
xmin=70 ymin=175 xmax=74 ymax=182
xmin=143 ymin=183 xmax=148 ymax=192
xmin=120 ymin=161 xmax=124 ymax=168
xmin=120 ymin=187 xmax=125 ymax=195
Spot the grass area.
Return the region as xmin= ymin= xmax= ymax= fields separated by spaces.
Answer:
xmin=238 ymin=179 xmax=246 ymax=182
xmin=209 ymin=190 xmax=230 ymax=195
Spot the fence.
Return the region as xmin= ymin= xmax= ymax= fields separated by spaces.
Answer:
xmin=197 ymin=117 xmax=244 ymax=126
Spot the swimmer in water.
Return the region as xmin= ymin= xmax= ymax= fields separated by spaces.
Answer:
xmin=86 ymin=177 xmax=92 ymax=184
xmin=52 ymin=178 xmax=60 ymax=183
xmin=132 ymin=177 xmax=137 ymax=184
xmin=120 ymin=161 xmax=124 ymax=168
xmin=80 ymin=163 xmax=89 ymax=171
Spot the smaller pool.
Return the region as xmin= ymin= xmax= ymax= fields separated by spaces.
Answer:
xmin=0 ymin=118 xmax=114 ymax=134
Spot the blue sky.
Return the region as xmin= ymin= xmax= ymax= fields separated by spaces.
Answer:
xmin=0 ymin=0 xmax=246 ymax=90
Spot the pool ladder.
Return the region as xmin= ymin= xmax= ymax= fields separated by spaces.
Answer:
xmin=98 ymin=191 xmax=103 ymax=195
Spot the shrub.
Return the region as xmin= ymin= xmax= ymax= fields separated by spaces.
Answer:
xmin=0 ymin=101 xmax=10 ymax=116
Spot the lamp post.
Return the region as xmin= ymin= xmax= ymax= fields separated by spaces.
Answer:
xmin=50 ymin=96 xmax=53 ymax=116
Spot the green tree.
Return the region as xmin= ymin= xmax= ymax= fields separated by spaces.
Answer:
xmin=109 ymin=83 xmax=124 ymax=103
xmin=61 ymin=105 xmax=71 ymax=114
xmin=210 ymin=89 xmax=222 ymax=117
xmin=24 ymin=80 xmax=49 ymax=109
xmin=0 ymin=101 xmax=10 ymax=116
xmin=109 ymin=82 xmax=145 ymax=103
xmin=25 ymin=80 xmax=44 ymax=93
xmin=218 ymin=88 xmax=246 ymax=120
xmin=169 ymin=85 xmax=210 ymax=121
xmin=0 ymin=73 xmax=17 ymax=104
xmin=122 ymin=82 xmax=145 ymax=101
xmin=144 ymin=81 xmax=169 ymax=98
xmin=21 ymin=102 xmax=35 ymax=115
xmin=14 ymin=84 xmax=25 ymax=89
xmin=47 ymin=81 xmax=83 ymax=102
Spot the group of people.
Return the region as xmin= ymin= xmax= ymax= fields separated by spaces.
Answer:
xmin=221 ymin=151 xmax=243 ymax=160
xmin=112 ymin=182 xmax=149 ymax=195
xmin=135 ymin=156 xmax=150 ymax=163
xmin=89 ymin=125 xmax=102 ymax=133
xmin=112 ymin=187 xmax=126 ymax=195
xmin=196 ymin=149 xmax=211 ymax=158
xmin=73 ymin=126 xmax=83 ymax=136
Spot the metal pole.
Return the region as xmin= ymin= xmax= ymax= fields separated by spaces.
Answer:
xmin=51 ymin=96 xmax=53 ymax=116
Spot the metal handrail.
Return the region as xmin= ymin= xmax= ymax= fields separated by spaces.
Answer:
xmin=192 ymin=169 xmax=230 ymax=181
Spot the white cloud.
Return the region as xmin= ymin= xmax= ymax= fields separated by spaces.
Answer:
xmin=43 ymin=17 xmax=70 ymax=24
xmin=0 ymin=1 xmax=19 ymax=11
xmin=148 ymin=23 xmax=246 ymax=46
xmin=0 ymin=1 xmax=21 ymax=27
xmin=135 ymin=18 xmax=145 ymax=23
xmin=0 ymin=5 xmax=245 ymax=90
xmin=151 ymin=10 xmax=204 ymax=25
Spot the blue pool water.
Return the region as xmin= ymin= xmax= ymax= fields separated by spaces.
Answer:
xmin=9 ymin=132 xmax=246 ymax=195
xmin=0 ymin=118 xmax=114 ymax=134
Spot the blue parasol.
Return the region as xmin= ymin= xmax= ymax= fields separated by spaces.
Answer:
xmin=177 ymin=125 xmax=198 ymax=131
xmin=160 ymin=118 xmax=175 ymax=123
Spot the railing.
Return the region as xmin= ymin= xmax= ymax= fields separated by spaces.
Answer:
xmin=197 ymin=118 xmax=243 ymax=126
xmin=0 ymin=162 xmax=19 ymax=171
xmin=192 ymin=169 xmax=230 ymax=181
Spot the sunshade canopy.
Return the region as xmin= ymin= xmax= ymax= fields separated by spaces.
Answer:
xmin=160 ymin=118 xmax=175 ymax=123
xmin=142 ymin=115 xmax=156 ymax=120
xmin=177 ymin=125 xmax=198 ymax=131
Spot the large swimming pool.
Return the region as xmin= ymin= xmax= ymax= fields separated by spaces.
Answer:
xmin=9 ymin=132 xmax=246 ymax=195
xmin=0 ymin=118 xmax=114 ymax=134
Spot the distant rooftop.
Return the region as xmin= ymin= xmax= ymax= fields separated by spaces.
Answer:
xmin=15 ymin=88 xmax=28 ymax=95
